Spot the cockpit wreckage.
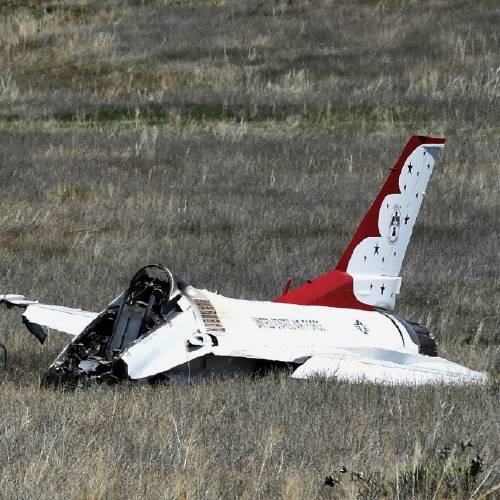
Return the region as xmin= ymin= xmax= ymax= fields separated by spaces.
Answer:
xmin=0 ymin=136 xmax=486 ymax=387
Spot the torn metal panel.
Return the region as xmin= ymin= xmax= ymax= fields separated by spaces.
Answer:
xmin=0 ymin=294 xmax=98 ymax=343
xmin=23 ymin=304 xmax=99 ymax=339
xmin=22 ymin=316 xmax=47 ymax=344
xmin=40 ymin=265 xmax=185 ymax=386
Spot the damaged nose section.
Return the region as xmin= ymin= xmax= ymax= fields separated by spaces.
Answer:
xmin=42 ymin=265 xmax=180 ymax=388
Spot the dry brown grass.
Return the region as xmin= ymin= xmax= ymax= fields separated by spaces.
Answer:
xmin=0 ymin=0 xmax=499 ymax=498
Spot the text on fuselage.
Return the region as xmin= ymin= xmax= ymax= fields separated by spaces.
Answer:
xmin=252 ymin=317 xmax=326 ymax=331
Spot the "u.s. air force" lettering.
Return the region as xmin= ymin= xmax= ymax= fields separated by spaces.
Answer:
xmin=252 ymin=317 xmax=326 ymax=331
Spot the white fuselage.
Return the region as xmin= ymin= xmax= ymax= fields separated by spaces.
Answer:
xmin=192 ymin=288 xmax=418 ymax=360
xmin=120 ymin=286 xmax=419 ymax=380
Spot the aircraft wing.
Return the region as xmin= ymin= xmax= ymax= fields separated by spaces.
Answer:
xmin=291 ymin=348 xmax=487 ymax=385
xmin=0 ymin=294 xmax=99 ymax=343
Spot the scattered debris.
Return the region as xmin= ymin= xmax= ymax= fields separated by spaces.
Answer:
xmin=323 ymin=443 xmax=489 ymax=497
xmin=323 ymin=475 xmax=339 ymax=487
xmin=0 ymin=339 xmax=6 ymax=369
xmin=469 ymin=455 xmax=483 ymax=477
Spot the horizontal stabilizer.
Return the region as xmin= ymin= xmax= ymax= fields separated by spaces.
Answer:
xmin=291 ymin=348 xmax=486 ymax=385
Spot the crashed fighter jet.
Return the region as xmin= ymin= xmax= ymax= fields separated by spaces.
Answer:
xmin=0 ymin=136 xmax=486 ymax=386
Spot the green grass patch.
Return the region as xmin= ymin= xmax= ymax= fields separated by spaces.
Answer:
xmin=51 ymin=183 xmax=88 ymax=203
xmin=0 ymin=104 xmax=437 ymax=131
xmin=0 ymin=1 xmax=96 ymax=21
xmin=173 ymin=220 xmax=235 ymax=237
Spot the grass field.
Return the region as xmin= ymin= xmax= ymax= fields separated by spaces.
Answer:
xmin=0 ymin=0 xmax=499 ymax=498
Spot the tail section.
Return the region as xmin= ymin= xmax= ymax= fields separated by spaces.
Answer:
xmin=275 ymin=136 xmax=445 ymax=311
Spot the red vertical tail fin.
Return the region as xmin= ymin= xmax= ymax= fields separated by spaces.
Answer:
xmin=274 ymin=136 xmax=446 ymax=311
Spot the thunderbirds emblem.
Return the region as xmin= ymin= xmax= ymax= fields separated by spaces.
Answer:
xmin=388 ymin=205 xmax=402 ymax=244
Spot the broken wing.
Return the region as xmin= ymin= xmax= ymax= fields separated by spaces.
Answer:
xmin=0 ymin=294 xmax=98 ymax=343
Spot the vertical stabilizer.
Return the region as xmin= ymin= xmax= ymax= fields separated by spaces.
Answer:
xmin=275 ymin=136 xmax=445 ymax=311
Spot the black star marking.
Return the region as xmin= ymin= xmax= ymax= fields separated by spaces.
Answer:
xmin=380 ymin=284 xmax=385 ymax=295
xmin=423 ymin=151 xmax=426 ymax=156
xmin=403 ymin=184 xmax=407 ymax=191
xmin=382 ymin=257 xmax=385 ymax=263
xmin=363 ymin=255 xmax=367 ymax=262
xmin=408 ymin=163 xmax=413 ymax=174
xmin=393 ymin=251 xmax=396 ymax=256
xmin=386 ymin=203 xmax=389 ymax=208
xmin=374 ymin=244 xmax=379 ymax=255
xmin=417 ymin=171 xmax=420 ymax=176
xmin=369 ymin=283 xmax=373 ymax=290
xmin=427 ymin=164 xmax=431 ymax=169
xmin=416 ymin=193 xmax=419 ymax=198
xmin=404 ymin=215 xmax=410 ymax=224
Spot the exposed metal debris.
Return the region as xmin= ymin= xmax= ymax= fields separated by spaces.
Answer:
xmin=42 ymin=265 xmax=180 ymax=387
